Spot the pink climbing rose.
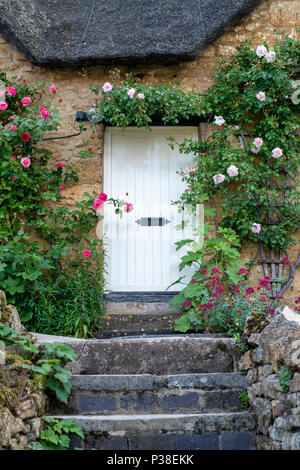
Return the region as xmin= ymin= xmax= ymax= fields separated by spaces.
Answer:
xmin=83 ymin=250 xmax=91 ymax=258
xmin=124 ymin=202 xmax=134 ymax=213
xmin=21 ymin=97 xmax=31 ymax=106
xmin=98 ymin=192 xmax=108 ymax=202
xmin=6 ymin=86 xmax=16 ymax=96
xmin=137 ymin=93 xmax=145 ymax=99
xmin=20 ymin=157 xmax=31 ymax=168
xmin=213 ymin=174 xmax=225 ymax=184
xmin=102 ymin=82 xmax=113 ymax=92
xmin=253 ymin=137 xmax=263 ymax=148
xmin=227 ymin=165 xmax=238 ymax=177
xmin=127 ymin=88 xmax=136 ymax=98
xmin=40 ymin=106 xmax=50 ymax=119
xmin=256 ymin=91 xmax=266 ymax=101
xmin=256 ymin=45 xmax=267 ymax=58
xmin=21 ymin=132 xmax=31 ymax=142
xmin=272 ymin=147 xmax=283 ymax=158
xmin=57 ymin=162 xmax=63 ymax=168
xmin=0 ymin=101 xmax=8 ymax=110
xmin=251 ymin=223 xmax=261 ymax=234
xmin=265 ymin=51 xmax=276 ymax=63
xmin=50 ymin=85 xmax=57 ymax=93
xmin=93 ymin=198 xmax=104 ymax=210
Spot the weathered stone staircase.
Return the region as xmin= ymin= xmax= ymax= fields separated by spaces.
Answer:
xmin=36 ymin=333 xmax=256 ymax=450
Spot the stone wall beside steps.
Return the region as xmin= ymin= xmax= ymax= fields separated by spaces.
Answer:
xmin=236 ymin=306 xmax=300 ymax=450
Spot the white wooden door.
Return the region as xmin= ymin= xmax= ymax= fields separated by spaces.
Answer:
xmin=103 ymin=127 xmax=198 ymax=292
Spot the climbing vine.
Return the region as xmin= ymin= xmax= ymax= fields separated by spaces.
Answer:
xmin=172 ymin=34 xmax=300 ymax=301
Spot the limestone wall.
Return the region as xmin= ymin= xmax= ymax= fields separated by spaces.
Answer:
xmin=237 ymin=307 xmax=300 ymax=450
xmin=0 ymin=0 xmax=298 ymax=301
xmin=0 ymin=291 xmax=46 ymax=450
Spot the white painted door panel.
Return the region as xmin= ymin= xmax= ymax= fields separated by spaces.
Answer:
xmin=103 ymin=127 xmax=198 ymax=292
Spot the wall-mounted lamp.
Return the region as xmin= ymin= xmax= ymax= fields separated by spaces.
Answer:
xmin=76 ymin=101 xmax=102 ymax=123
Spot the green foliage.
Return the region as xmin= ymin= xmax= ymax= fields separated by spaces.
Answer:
xmin=239 ymin=392 xmax=250 ymax=409
xmin=279 ymin=366 xmax=293 ymax=394
xmin=174 ymin=35 xmax=300 ymax=251
xmin=171 ymin=227 xmax=278 ymax=337
xmin=90 ymin=73 xmax=210 ymax=128
xmin=0 ymin=321 xmax=76 ymax=404
xmin=0 ymin=72 xmax=105 ymax=337
xmin=30 ymin=418 xmax=84 ymax=450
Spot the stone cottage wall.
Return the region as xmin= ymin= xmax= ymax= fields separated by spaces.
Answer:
xmin=0 ymin=0 xmax=298 ymax=302
xmin=237 ymin=307 xmax=300 ymax=450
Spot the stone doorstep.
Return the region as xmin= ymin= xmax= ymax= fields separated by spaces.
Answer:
xmin=34 ymin=335 xmax=236 ymax=375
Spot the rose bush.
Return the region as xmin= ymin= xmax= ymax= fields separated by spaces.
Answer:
xmin=0 ymin=72 xmax=106 ymax=337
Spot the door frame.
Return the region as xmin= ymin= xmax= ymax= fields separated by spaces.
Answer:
xmin=103 ymin=125 xmax=199 ymax=295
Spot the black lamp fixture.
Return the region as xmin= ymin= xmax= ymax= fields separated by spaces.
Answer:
xmin=75 ymin=101 xmax=101 ymax=123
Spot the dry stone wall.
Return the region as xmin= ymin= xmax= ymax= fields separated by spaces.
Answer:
xmin=0 ymin=291 xmax=46 ymax=450
xmin=237 ymin=306 xmax=300 ymax=450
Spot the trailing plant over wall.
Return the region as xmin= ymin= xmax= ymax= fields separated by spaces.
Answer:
xmin=90 ymin=75 xmax=210 ymax=128
xmin=169 ymin=34 xmax=299 ymax=334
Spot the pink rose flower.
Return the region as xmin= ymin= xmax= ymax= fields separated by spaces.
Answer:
xmin=256 ymin=45 xmax=267 ymax=58
xmin=57 ymin=162 xmax=63 ymax=168
xmin=40 ymin=105 xmax=50 ymax=119
xmin=272 ymin=147 xmax=283 ymax=158
xmin=124 ymin=202 xmax=134 ymax=213
xmin=137 ymin=93 xmax=145 ymax=99
xmin=4 ymin=124 xmax=17 ymax=132
xmin=253 ymin=137 xmax=263 ymax=148
xmin=127 ymin=88 xmax=136 ymax=99
xmin=93 ymin=198 xmax=104 ymax=210
xmin=83 ymin=250 xmax=91 ymax=258
xmin=227 ymin=165 xmax=238 ymax=177
xmin=20 ymin=157 xmax=31 ymax=168
xmin=6 ymin=86 xmax=16 ymax=96
xmin=60 ymin=186 xmax=64 ymax=191
xmin=21 ymin=132 xmax=31 ymax=142
xmin=184 ymin=167 xmax=196 ymax=174
xmin=98 ymin=192 xmax=108 ymax=202
xmin=50 ymin=85 xmax=56 ymax=93
xmin=251 ymin=147 xmax=260 ymax=154
xmin=265 ymin=51 xmax=276 ymax=63
xmin=256 ymin=91 xmax=266 ymax=101
xmin=0 ymin=101 xmax=8 ymax=110
xmin=214 ymin=115 xmax=225 ymax=126
xmin=102 ymin=82 xmax=113 ymax=92
xmin=21 ymin=97 xmax=31 ymax=106
xmin=251 ymin=223 xmax=261 ymax=234
xmin=213 ymin=174 xmax=225 ymax=184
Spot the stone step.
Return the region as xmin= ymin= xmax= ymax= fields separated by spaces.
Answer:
xmin=35 ymin=333 xmax=235 ymax=375
xmin=99 ymin=294 xmax=182 ymax=338
xmin=57 ymin=372 xmax=247 ymax=415
xmin=48 ymin=412 xmax=256 ymax=450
